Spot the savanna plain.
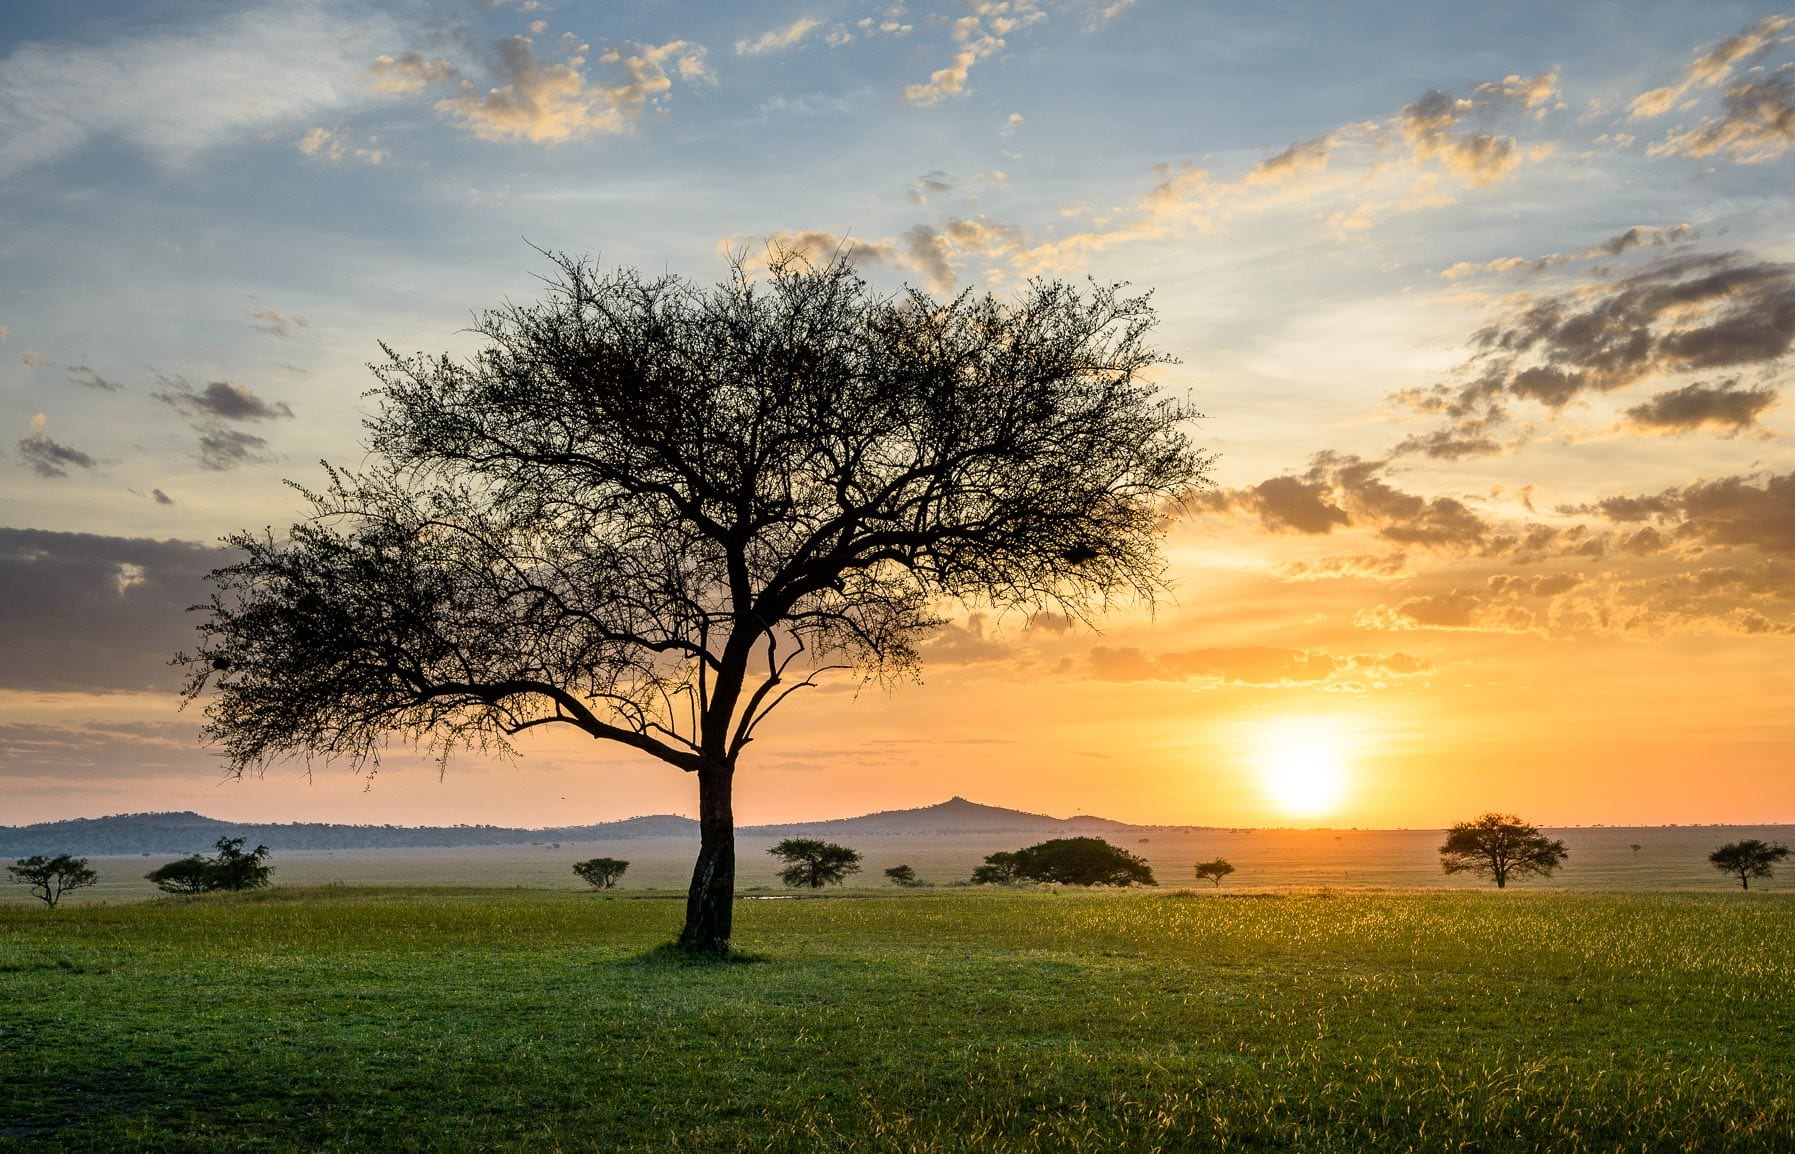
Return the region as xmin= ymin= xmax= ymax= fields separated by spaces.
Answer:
xmin=5 ymin=827 xmax=1794 ymax=1152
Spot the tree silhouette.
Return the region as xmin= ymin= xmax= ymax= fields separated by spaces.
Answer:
xmin=1193 ymin=857 xmax=1235 ymax=887
xmin=1439 ymin=814 xmax=1567 ymax=889
xmin=1708 ymin=839 xmax=1789 ymax=890
xmin=884 ymin=864 xmax=921 ymax=886
xmin=6 ymin=854 xmax=98 ymax=909
xmin=179 ymin=251 xmax=1207 ymax=954
xmin=769 ymin=839 xmax=861 ymax=888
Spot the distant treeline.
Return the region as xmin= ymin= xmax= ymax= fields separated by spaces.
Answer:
xmin=0 ymin=811 xmax=701 ymax=855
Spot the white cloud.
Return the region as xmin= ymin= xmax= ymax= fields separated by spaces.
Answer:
xmin=0 ymin=6 xmax=392 ymax=175
xmin=736 ymin=17 xmax=822 ymax=56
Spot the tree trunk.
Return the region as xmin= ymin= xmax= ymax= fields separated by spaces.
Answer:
xmin=678 ymin=760 xmax=736 ymax=955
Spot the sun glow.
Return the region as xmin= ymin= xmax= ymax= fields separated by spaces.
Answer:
xmin=1254 ymin=717 xmax=1351 ymax=818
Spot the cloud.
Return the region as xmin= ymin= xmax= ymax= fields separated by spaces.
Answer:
xmin=367 ymin=51 xmax=457 ymax=96
xmin=382 ymin=34 xmax=713 ymax=144
xmin=153 ymin=379 xmax=294 ymax=422
xmin=0 ymin=325 xmax=8 ymax=342
xmin=1486 ymin=572 xmax=1583 ymax=597
xmin=1621 ymin=379 xmax=1779 ymax=436
xmin=719 ymin=229 xmax=900 ymax=272
xmin=1088 ymin=644 xmax=1432 ymax=687
xmin=1440 ymin=223 xmax=1697 ymax=280
xmin=903 ymin=2 xmax=1046 ymax=106
xmin=1274 ymin=552 xmax=1411 ymax=582
xmin=908 ymin=169 xmax=953 ymax=204
xmin=1397 ymin=89 xmax=1524 ymax=186
xmin=1355 ymin=589 xmax=1539 ymax=634
xmin=149 ymin=376 xmax=288 ymax=471
xmin=1203 ymin=454 xmax=1495 ymax=552
xmin=66 ymin=365 xmax=123 ymax=392
xmin=195 ymin=426 xmax=276 ymax=471
xmin=0 ymin=7 xmax=390 ymax=175
xmin=296 ymin=126 xmax=385 ymax=165
xmin=249 ymin=305 xmax=312 ymax=338
xmin=1573 ymin=470 xmax=1795 ymax=556
xmin=1410 ymin=251 xmax=1795 ymax=419
xmin=0 ymin=528 xmax=226 ymax=692
xmin=1649 ymin=63 xmax=1795 ymax=164
xmin=919 ymin=613 xmax=1014 ymax=665
xmin=736 ymin=17 xmax=821 ymax=56
xmin=902 ymin=216 xmax=1026 ymax=291
xmin=1629 ymin=14 xmax=1791 ymax=120
xmin=17 ymin=434 xmax=97 ymax=478
xmin=19 ymin=350 xmax=48 ymax=366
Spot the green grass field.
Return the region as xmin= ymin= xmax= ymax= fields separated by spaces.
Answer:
xmin=3 ymin=888 xmax=1791 ymax=1151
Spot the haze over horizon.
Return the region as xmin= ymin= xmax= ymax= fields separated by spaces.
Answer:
xmin=4 ymin=2 xmax=1794 ymax=830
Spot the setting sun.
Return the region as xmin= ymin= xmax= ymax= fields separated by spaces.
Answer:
xmin=1254 ymin=718 xmax=1351 ymax=819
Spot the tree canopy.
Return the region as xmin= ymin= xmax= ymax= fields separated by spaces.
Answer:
xmin=179 ymin=250 xmax=1208 ymax=954
xmin=1439 ymin=814 xmax=1567 ymax=889
xmin=6 ymin=854 xmax=98 ymax=909
xmin=768 ymin=839 xmax=862 ymax=888
xmin=973 ymin=837 xmax=1156 ymax=886
xmin=1193 ymin=858 xmax=1235 ymax=887
xmin=572 ymin=857 xmax=630 ymax=889
xmin=146 ymin=837 xmax=273 ymax=895
xmin=1709 ymin=839 xmax=1789 ymax=890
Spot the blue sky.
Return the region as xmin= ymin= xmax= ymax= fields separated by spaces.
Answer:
xmin=3 ymin=2 xmax=1794 ymax=827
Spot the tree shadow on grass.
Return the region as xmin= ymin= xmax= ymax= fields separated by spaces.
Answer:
xmin=626 ymin=942 xmax=771 ymax=967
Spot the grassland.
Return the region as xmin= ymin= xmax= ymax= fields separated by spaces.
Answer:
xmin=3 ymin=888 xmax=1792 ymax=1151
xmin=23 ymin=823 xmax=1792 ymax=907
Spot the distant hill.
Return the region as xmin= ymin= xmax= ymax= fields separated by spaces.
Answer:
xmin=743 ymin=796 xmax=1142 ymax=837
xmin=0 ymin=797 xmax=1158 ymax=855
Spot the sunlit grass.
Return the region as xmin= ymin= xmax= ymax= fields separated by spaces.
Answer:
xmin=2 ymin=888 xmax=1791 ymax=1150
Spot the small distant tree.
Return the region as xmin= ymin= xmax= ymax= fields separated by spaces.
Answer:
xmin=146 ymin=837 xmax=273 ymax=895
xmin=884 ymin=864 xmax=921 ymax=887
xmin=1629 ymin=843 xmax=1642 ymax=856
xmin=1439 ymin=813 xmax=1567 ymax=889
xmin=1193 ymin=858 xmax=1235 ymax=887
xmin=1709 ymin=840 xmax=1790 ymax=890
xmin=6 ymin=855 xmax=99 ymax=909
xmin=973 ymin=837 xmax=1155 ymax=887
xmin=769 ymin=839 xmax=861 ymax=888
xmin=573 ymin=857 xmax=630 ymax=889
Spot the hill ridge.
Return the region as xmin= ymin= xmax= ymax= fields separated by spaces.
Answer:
xmin=0 ymin=798 xmax=1158 ymax=855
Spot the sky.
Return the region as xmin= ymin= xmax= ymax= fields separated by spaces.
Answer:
xmin=3 ymin=0 xmax=1794 ymax=830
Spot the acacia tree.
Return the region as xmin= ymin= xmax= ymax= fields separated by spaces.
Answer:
xmin=769 ymin=839 xmax=862 ymax=888
xmin=6 ymin=855 xmax=98 ymax=909
xmin=1193 ymin=857 xmax=1234 ymax=887
xmin=1709 ymin=839 xmax=1789 ymax=890
xmin=973 ymin=837 xmax=1155 ymax=886
xmin=1439 ymin=813 xmax=1567 ymax=889
xmin=179 ymin=252 xmax=1208 ymax=955
xmin=573 ymin=857 xmax=630 ymax=888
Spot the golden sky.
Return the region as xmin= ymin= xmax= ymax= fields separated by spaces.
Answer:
xmin=2 ymin=2 xmax=1793 ymax=828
